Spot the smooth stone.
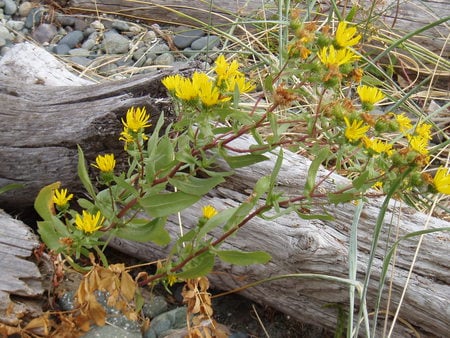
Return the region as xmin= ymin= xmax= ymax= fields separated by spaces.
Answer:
xmin=182 ymin=47 xmax=198 ymax=58
xmin=6 ymin=20 xmax=24 ymax=31
xmin=143 ymin=307 xmax=187 ymax=338
xmin=53 ymin=43 xmax=71 ymax=55
xmin=18 ymin=1 xmax=33 ymax=17
xmin=55 ymin=13 xmax=76 ymax=27
xmin=173 ymin=29 xmax=204 ymax=49
xmin=90 ymin=20 xmax=104 ymax=31
xmin=82 ymin=325 xmax=141 ymax=338
xmin=31 ymin=23 xmax=57 ymax=44
xmin=153 ymin=52 xmax=174 ymax=66
xmin=81 ymin=38 xmax=96 ymax=50
xmin=111 ymin=20 xmax=130 ymax=31
xmin=68 ymin=48 xmax=90 ymax=56
xmin=3 ymin=0 xmax=17 ymax=15
xmin=1 ymin=45 xmax=11 ymax=55
xmin=132 ymin=46 xmax=148 ymax=61
xmin=146 ymin=43 xmax=169 ymax=60
xmin=102 ymin=30 xmax=130 ymax=54
xmin=74 ymin=18 xmax=89 ymax=32
xmin=0 ymin=37 xmax=6 ymax=48
xmin=24 ymin=7 xmax=44 ymax=29
xmin=191 ymin=35 xmax=220 ymax=50
xmin=142 ymin=31 xmax=156 ymax=43
xmin=142 ymin=296 xmax=168 ymax=318
xmin=58 ymin=30 xmax=84 ymax=48
xmin=0 ymin=23 xmax=13 ymax=42
xmin=69 ymin=56 xmax=92 ymax=67
xmin=98 ymin=63 xmax=118 ymax=75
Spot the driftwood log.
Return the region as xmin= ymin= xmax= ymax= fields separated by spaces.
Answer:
xmin=64 ymin=0 xmax=450 ymax=57
xmin=0 ymin=44 xmax=449 ymax=337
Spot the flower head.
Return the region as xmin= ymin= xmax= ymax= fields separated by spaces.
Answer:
xmin=318 ymin=45 xmax=359 ymax=67
xmin=362 ymin=137 xmax=393 ymax=155
xmin=75 ymin=210 xmax=104 ymax=234
xmin=407 ymin=135 xmax=429 ymax=156
xmin=395 ymin=113 xmax=413 ymax=134
xmin=433 ymin=167 xmax=450 ymax=194
xmin=202 ymin=205 xmax=218 ymax=219
xmin=357 ymin=85 xmax=385 ymax=105
xmin=214 ymin=55 xmax=242 ymax=85
xmin=335 ymin=21 xmax=361 ymax=48
xmin=226 ymin=75 xmax=256 ymax=94
xmin=92 ymin=153 xmax=116 ymax=173
xmin=53 ymin=188 xmax=73 ymax=208
xmin=122 ymin=106 xmax=151 ymax=133
xmin=415 ymin=122 xmax=432 ymax=140
xmin=344 ymin=117 xmax=370 ymax=142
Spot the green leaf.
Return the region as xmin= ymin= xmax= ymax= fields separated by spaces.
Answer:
xmin=254 ymin=176 xmax=271 ymax=197
xmin=115 ymin=217 xmax=170 ymax=245
xmin=352 ymin=171 xmax=370 ymax=190
xmin=197 ymin=208 xmax=236 ymax=238
xmin=176 ymin=252 xmax=215 ymax=279
xmin=77 ymin=198 xmax=95 ymax=210
xmin=168 ymin=175 xmax=225 ymax=196
xmin=37 ymin=216 xmax=70 ymax=251
xmin=304 ymin=147 xmax=330 ymax=196
xmin=223 ymin=201 xmax=255 ymax=232
xmin=154 ymin=136 xmax=175 ymax=172
xmin=140 ymin=191 xmax=201 ymax=218
xmin=34 ymin=181 xmax=60 ymax=221
xmin=328 ymin=192 xmax=357 ymax=204
xmin=77 ymin=145 xmax=96 ymax=198
xmin=0 ymin=183 xmax=24 ymax=196
xmin=224 ymin=154 xmax=269 ymax=169
xmin=215 ymin=250 xmax=271 ymax=266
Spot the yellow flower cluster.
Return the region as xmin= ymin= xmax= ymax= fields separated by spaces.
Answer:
xmin=433 ymin=167 xmax=450 ymax=195
xmin=162 ymin=55 xmax=254 ymax=107
xmin=202 ymin=205 xmax=218 ymax=219
xmin=92 ymin=154 xmax=116 ymax=173
xmin=119 ymin=106 xmax=151 ymax=149
xmin=53 ymin=188 xmax=73 ymax=208
xmin=75 ymin=210 xmax=104 ymax=234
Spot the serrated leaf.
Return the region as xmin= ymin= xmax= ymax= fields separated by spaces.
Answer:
xmin=224 ymin=154 xmax=269 ymax=169
xmin=304 ymin=147 xmax=330 ymax=196
xmin=168 ymin=175 xmax=225 ymax=196
xmin=215 ymin=250 xmax=271 ymax=266
xmin=34 ymin=181 xmax=60 ymax=221
xmin=115 ymin=217 xmax=170 ymax=245
xmin=140 ymin=191 xmax=201 ymax=217
xmin=77 ymin=145 xmax=96 ymax=198
xmin=176 ymin=252 xmax=215 ymax=279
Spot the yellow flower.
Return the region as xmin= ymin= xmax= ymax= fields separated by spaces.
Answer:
xmin=167 ymin=274 xmax=178 ymax=287
xmin=53 ymin=188 xmax=73 ymax=208
xmin=357 ymin=85 xmax=385 ymax=105
xmin=192 ymin=72 xmax=228 ymax=107
xmin=161 ymin=74 xmax=183 ymax=92
xmin=433 ymin=167 xmax=450 ymax=194
xmin=344 ymin=117 xmax=370 ymax=142
xmin=407 ymin=135 xmax=429 ymax=155
xmin=122 ymin=106 xmax=151 ymax=133
xmin=75 ymin=210 xmax=104 ymax=234
xmin=214 ymin=55 xmax=242 ymax=85
xmin=202 ymin=205 xmax=218 ymax=219
xmin=362 ymin=137 xmax=393 ymax=155
xmin=92 ymin=153 xmax=116 ymax=173
xmin=415 ymin=122 xmax=432 ymax=140
xmin=226 ymin=75 xmax=255 ymax=94
xmin=335 ymin=21 xmax=361 ymax=48
xmin=318 ymin=45 xmax=359 ymax=67
xmin=395 ymin=113 xmax=412 ymax=133
xmin=119 ymin=127 xmax=135 ymax=145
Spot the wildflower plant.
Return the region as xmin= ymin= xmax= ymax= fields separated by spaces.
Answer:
xmin=34 ymin=13 xmax=449 ymax=328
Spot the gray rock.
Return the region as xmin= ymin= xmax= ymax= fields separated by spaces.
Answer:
xmin=18 ymin=1 xmax=33 ymax=17
xmin=53 ymin=43 xmax=71 ymax=55
xmin=56 ymin=13 xmax=76 ymax=27
xmin=31 ymin=23 xmax=57 ymax=44
xmin=111 ymin=20 xmax=130 ymax=32
xmin=154 ymin=52 xmax=174 ymax=66
xmin=173 ymin=29 xmax=204 ymax=49
xmin=69 ymin=48 xmax=90 ymax=57
xmin=191 ymin=35 xmax=220 ymax=50
xmin=90 ymin=20 xmax=104 ymax=31
xmin=0 ymin=37 xmax=7 ymax=48
xmin=146 ymin=43 xmax=169 ymax=60
xmin=102 ymin=30 xmax=130 ymax=54
xmin=142 ymin=296 xmax=168 ymax=318
xmin=6 ymin=20 xmax=24 ymax=31
xmin=142 ymin=31 xmax=157 ymax=43
xmin=143 ymin=307 xmax=187 ymax=338
xmin=3 ymin=0 xmax=17 ymax=15
xmin=0 ymin=23 xmax=13 ymax=42
xmin=82 ymin=325 xmax=141 ymax=338
xmin=98 ymin=62 xmax=118 ymax=75
xmin=81 ymin=38 xmax=96 ymax=50
xmin=58 ymin=30 xmax=84 ymax=48
xmin=69 ymin=56 xmax=92 ymax=67
xmin=1 ymin=45 xmax=12 ymax=55
xmin=182 ymin=47 xmax=198 ymax=58
xmin=132 ymin=46 xmax=148 ymax=61
xmin=24 ymin=7 xmax=44 ymax=29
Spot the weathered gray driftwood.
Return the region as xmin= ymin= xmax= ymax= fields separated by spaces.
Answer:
xmin=0 ymin=43 xmax=176 ymax=211
xmin=0 ymin=43 xmax=449 ymax=337
xmin=0 ymin=209 xmax=44 ymax=325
